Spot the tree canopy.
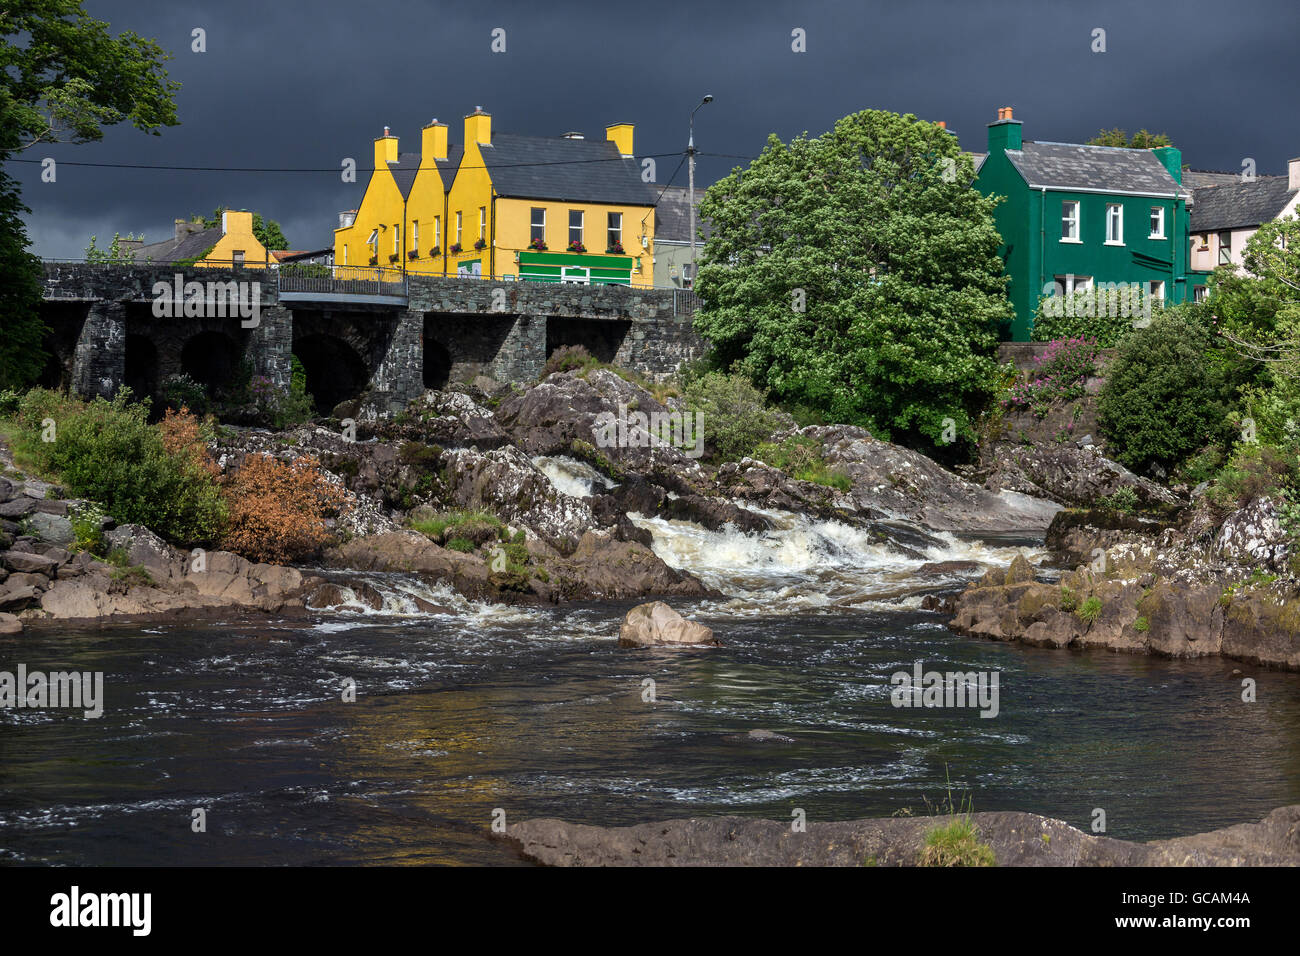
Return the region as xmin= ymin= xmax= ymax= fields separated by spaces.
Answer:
xmin=0 ymin=0 xmax=179 ymax=388
xmin=1086 ymin=128 xmax=1173 ymax=149
xmin=693 ymin=109 xmax=1012 ymax=456
xmin=195 ymin=208 xmax=290 ymax=252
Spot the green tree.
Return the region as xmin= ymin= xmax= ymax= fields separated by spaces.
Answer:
xmin=1087 ymin=128 xmax=1173 ymax=149
xmin=198 ymin=207 xmax=290 ymax=251
xmin=0 ymin=169 xmax=44 ymax=388
xmin=1098 ymin=310 xmax=1233 ymax=475
xmin=84 ymin=231 xmax=141 ymax=263
xmin=0 ymin=0 xmax=180 ymax=388
xmin=694 ymin=110 xmax=1012 ymax=456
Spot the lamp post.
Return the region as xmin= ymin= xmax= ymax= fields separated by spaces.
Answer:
xmin=688 ymin=94 xmax=713 ymax=289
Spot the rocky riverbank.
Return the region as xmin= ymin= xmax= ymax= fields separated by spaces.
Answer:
xmin=1 ymin=366 xmax=1077 ymax=630
xmin=947 ymin=501 xmax=1300 ymax=670
xmin=502 ymin=804 xmax=1300 ymax=866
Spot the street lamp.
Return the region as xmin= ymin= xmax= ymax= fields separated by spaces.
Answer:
xmin=688 ymin=94 xmax=713 ymax=289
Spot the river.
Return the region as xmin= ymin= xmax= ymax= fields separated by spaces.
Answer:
xmin=2 ymin=460 xmax=1299 ymax=865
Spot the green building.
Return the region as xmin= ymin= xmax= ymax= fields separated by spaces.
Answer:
xmin=973 ymin=107 xmax=1195 ymax=341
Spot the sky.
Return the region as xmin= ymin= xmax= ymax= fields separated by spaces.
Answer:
xmin=11 ymin=0 xmax=1300 ymax=258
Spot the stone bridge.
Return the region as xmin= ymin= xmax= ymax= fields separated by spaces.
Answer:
xmin=38 ymin=263 xmax=705 ymax=416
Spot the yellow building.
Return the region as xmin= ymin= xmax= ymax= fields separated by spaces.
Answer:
xmin=335 ymin=108 xmax=657 ymax=287
xmin=130 ymin=209 xmax=274 ymax=268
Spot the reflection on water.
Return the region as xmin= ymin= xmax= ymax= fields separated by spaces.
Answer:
xmin=1 ymin=502 xmax=1298 ymax=865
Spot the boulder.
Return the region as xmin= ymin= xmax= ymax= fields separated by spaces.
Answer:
xmin=0 ymin=611 xmax=21 ymax=635
xmin=25 ymin=512 xmax=74 ymax=546
xmin=1215 ymin=496 xmax=1290 ymax=571
xmin=618 ymin=601 xmax=716 ymax=648
xmin=0 ymin=550 xmax=62 ymax=575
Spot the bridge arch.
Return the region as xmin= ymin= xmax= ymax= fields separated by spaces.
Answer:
xmin=124 ymin=334 xmax=159 ymax=402
xmin=424 ymin=338 xmax=452 ymax=389
xmin=181 ymin=330 xmax=243 ymax=391
xmin=293 ymin=332 xmax=369 ymax=415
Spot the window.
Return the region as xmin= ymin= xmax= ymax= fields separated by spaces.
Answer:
xmin=530 ymin=207 xmax=546 ymax=243
xmin=366 ymin=228 xmax=378 ymax=247
xmin=455 ymin=211 xmax=463 ymax=245
xmin=232 ymin=249 xmax=244 ymax=266
xmin=393 ymin=224 xmax=400 ymax=255
xmin=433 ymin=216 xmax=440 ymax=249
xmin=1194 ymin=285 xmax=1209 ymax=303
xmin=1052 ymin=274 xmax=1093 ymax=296
xmin=607 ymin=212 xmax=622 ymax=250
xmin=569 ymin=209 xmax=584 ymax=247
xmin=1149 ymin=206 xmax=1165 ymax=239
xmin=479 ymin=206 xmax=487 ymax=241
xmin=1218 ymin=230 xmax=1232 ymax=265
xmin=1061 ymin=201 xmax=1080 ymax=241
xmin=341 ymin=245 xmax=347 ymax=265
xmin=1148 ymin=281 xmax=1165 ymax=305
xmin=561 ymin=266 xmax=590 ymax=285
xmin=412 ymin=220 xmax=419 ymax=255
xmin=1106 ymin=204 xmax=1123 ymax=244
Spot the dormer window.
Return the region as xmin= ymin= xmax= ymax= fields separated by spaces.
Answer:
xmin=367 ymin=228 xmax=378 ymax=247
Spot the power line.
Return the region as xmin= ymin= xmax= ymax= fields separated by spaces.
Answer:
xmin=1 ymin=151 xmax=687 ymax=173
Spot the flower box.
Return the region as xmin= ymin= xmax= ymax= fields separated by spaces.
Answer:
xmin=474 ymin=238 xmax=488 ymax=250
xmin=568 ymin=241 xmax=586 ymax=253
xmin=368 ymin=255 xmax=378 ymax=266
xmin=450 ymin=243 xmax=463 ymax=254
xmin=408 ymin=250 xmax=420 ymax=260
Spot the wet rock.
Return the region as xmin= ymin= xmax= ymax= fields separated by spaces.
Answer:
xmin=723 ymin=729 xmax=796 ymax=744
xmin=618 ymin=601 xmax=716 ymax=648
xmin=914 ymin=560 xmax=982 ymax=577
xmin=503 ymin=804 xmax=1300 ymax=866
xmin=0 ymin=584 xmax=39 ymax=610
xmin=1004 ymin=554 xmax=1036 ymax=584
xmin=0 ymin=611 xmax=21 ymax=635
xmin=982 ymin=444 xmax=1178 ymax=509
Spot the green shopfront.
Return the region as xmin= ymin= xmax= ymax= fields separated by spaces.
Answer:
xmin=517 ymin=251 xmax=635 ymax=285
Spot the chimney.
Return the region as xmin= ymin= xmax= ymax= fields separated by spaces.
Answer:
xmin=222 ymin=209 xmax=254 ymax=238
xmin=422 ymin=119 xmax=448 ymax=162
xmin=174 ymin=218 xmax=204 ymax=241
xmin=1290 ymin=156 xmax=1300 ymax=191
xmin=338 ymin=209 xmax=358 ymax=230
xmin=1152 ymin=145 xmax=1183 ymax=185
xmin=374 ymin=127 xmax=398 ymax=170
xmin=561 ymin=131 xmax=585 ymax=140
xmin=936 ymin=121 xmax=946 ymax=129
xmin=605 ymin=123 xmax=634 ymax=156
xmin=987 ymin=106 xmax=1022 ymax=153
xmin=464 ymin=106 xmax=491 ymax=146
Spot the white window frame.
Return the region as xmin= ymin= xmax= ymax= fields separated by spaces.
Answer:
xmin=455 ymin=211 xmax=463 ymax=246
xmin=1148 ymin=280 xmax=1165 ymax=305
xmin=1053 ymin=274 xmax=1093 ymax=296
xmin=412 ymin=220 xmax=419 ymax=256
xmin=393 ymin=224 xmax=400 ymax=255
xmin=530 ymin=207 xmax=546 ymax=243
xmin=1105 ymin=203 xmax=1124 ymax=245
xmin=561 ymin=265 xmax=590 ymax=285
xmin=569 ymin=209 xmax=584 ymax=248
xmin=1061 ymin=201 xmax=1080 ymax=243
xmin=479 ymin=206 xmax=487 ymax=241
xmin=434 ymin=216 xmax=440 ymax=249
xmin=366 ymin=228 xmax=378 ymax=247
xmin=1194 ymin=285 xmax=1208 ymax=303
xmin=1149 ymin=206 xmax=1165 ymax=239
xmin=607 ymin=211 xmax=622 ymax=250
xmin=1218 ymin=230 xmax=1232 ymax=265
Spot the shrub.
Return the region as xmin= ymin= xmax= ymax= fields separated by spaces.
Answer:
xmin=68 ymin=501 xmax=106 ymax=554
xmin=1096 ymin=486 xmax=1139 ymax=514
xmin=1031 ymin=288 xmax=1153 ymax=346
xmin=542 ymin=345 xmax=600 ymax=377
xmin=682 ymin=372 xmax=794 ymax=462
xmin=160 ymin=373 xmax=209 ymax=415
xmin=1207 ymin=442 xmax=1300 ymax=512
xmin=754 ymin=434 xmax=852 ymax=490
xmin=920 ymin=817 xmax=997 ymax=867
xmin=1077 ymin=596 xmax=1103 ymax=624
xmin=15 ymin=389 xmax=226 ymax=547
xmin=1058 ymin=585 xmax=1078 ymax=612
xmin=1002 ymin=337 xmax=1101 ymax=418
xmin=1097 ymin=313 xmax=1233 ymax=476
xmin=220 ymin=454 xmax=348 ymax=564
xmin=1133 ymin=616 xmax=1149 ymax=633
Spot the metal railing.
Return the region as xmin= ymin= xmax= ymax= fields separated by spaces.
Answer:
xmin=278 ymin=265 xmax=407 ymax=297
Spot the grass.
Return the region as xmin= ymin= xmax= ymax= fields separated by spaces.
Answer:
xmin=918 ymin=777 xmax=996 ymax=868
xmin=1134 ymin=615 xmax=1150 ymax=633
xmin=409 ymin=510 xmax=504 ymax=546
xmin=755 ymin=435 xmax=853 ymax=491
xmin=1058 ymin=585 xmax=1078 ymax=612
xmin=1077 ymin=595 xmax=1103 ymax=624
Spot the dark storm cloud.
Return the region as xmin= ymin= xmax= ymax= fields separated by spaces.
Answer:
xmin=13 ymin=0 xmax=1300 ymax=257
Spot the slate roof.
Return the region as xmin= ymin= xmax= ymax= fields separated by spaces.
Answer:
xmin=133 ymin=225 xmax=224 ymax=263
xmin=477 ymin=132 xmax=657 ymax=206
xmin=1183 ymin=169 xmax=1244 ymax=189
xmin=1005 ymin=141 xmax=1189 ymax=198
xmin=1190 ymin=176 xmax=1299 ymax=232
xmin=387 ymin=146 xmax=463 ymax=199
xmin=654 ymin=185 xmax=710 ymax=242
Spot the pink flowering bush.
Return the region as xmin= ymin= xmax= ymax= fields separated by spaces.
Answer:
xmin=1002 ymin=337 xmax=1101 ymax=418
